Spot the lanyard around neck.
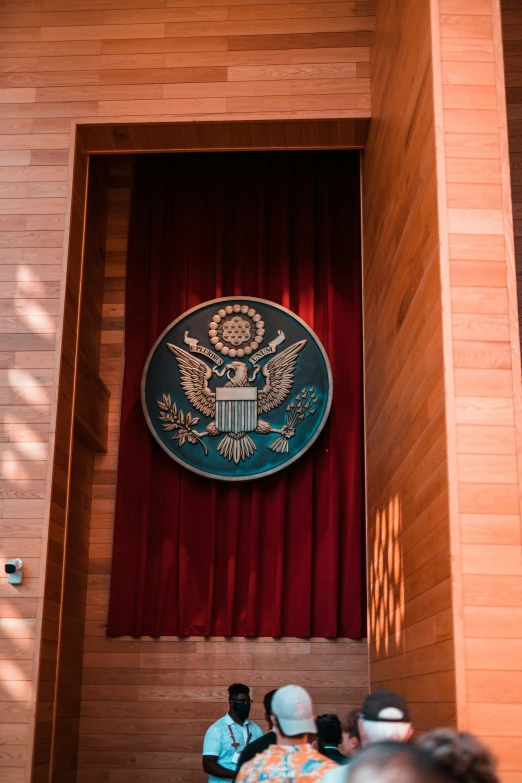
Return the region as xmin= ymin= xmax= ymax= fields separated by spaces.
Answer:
xmin=228 ymin=723 xmax=251 ymax=748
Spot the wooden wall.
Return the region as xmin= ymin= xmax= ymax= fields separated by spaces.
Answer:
xmin=0 ymin=0 xmax=374 ymax=124
xmin=502 ymin=2 xmax=522 ymax=351
xmin=0 ymin=132 xmax=91 ymax=783
xmin=362 ymin=0 xmax=455 ymax=733
xmin=429 ymin=0 xmax=522 ymax=778
xmin=363 ymin=0 xmax=522 ymax=774
xmin=0 ymin=3 xmax=374 ymax=782
xmin=30 ymin=153 xmax=111 ymax=783
xmin=2 ymin=0 xmax=522 ymax=780
xmin=76 ymin=154 xmax=369 ymax=783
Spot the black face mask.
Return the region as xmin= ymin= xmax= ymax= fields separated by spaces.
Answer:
xmin=232 ymin=701 xmax=251 ymax=719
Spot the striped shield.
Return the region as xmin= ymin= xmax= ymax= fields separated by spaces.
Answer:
xmin=216 ymin=387 xmax=258 ymax=433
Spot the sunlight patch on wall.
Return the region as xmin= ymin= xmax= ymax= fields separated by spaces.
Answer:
xmin=369 ymin=494 xmax=405 ymax=659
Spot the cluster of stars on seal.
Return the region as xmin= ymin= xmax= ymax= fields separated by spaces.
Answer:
xmin=208 ymin=304 xmax=265 ymax=358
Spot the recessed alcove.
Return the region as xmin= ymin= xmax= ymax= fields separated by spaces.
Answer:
xmin=37 ymin=120 xmax=372 ymax=782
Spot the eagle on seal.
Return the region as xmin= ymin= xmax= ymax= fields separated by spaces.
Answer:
xmin=166 ymin=339 xmax=307 ymax=464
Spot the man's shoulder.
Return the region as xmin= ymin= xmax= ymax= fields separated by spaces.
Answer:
xmin=204 ymin=716 xmax=227 ymax=735
xmin=242 ymin=743 xmax=278 ymax=768
xmin=322 ymin=748 xmax=349 ymax=766
xmin=295 ymin=748 xmax=338 ymax=779
xmin=247 ymin=721 xmax=263 ymax=736
xmin=239 ymin=744 xmax=335 ymax=781
xmin=320 ymin=761 xmax=350 ymax=783
xmin=253 ymin=742 xmax=276 ymax=760
xmin=236 ymin=745 xmax=272 ymax=782
xmin=236 ymin=730 xmax=274 ymax=773
xmin=301 ymin=748 xmax=337 ymax=767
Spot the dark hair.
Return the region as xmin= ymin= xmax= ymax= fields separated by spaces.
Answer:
xmin=317 ymin=714 xmax=342 ymax=747
xmin=341 ymin=708 xmax=361 ymax=740
xmin=350 ymin=742 xmax=445 ymax=783
xmin=228 ymin=683 xmax=250 ymax=699
xmin=263 ymin=690 xmax=277 ymax=716
xmin=271 ymin=715 xmax=306 ymax=740
xmin=417 ymin=729 xmax=499 ymax=783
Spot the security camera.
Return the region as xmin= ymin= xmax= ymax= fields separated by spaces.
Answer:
xmin=5 ymin=559 xmax=22 ymax=585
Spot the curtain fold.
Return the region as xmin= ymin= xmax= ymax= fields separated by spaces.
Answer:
xmin=107 ymin=151 xmax=365 ymax=638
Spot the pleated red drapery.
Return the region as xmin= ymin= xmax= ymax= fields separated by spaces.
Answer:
xmin=107 ymin=151 xmax=364 ymax=638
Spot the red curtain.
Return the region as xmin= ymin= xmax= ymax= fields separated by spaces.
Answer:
xmin=107 ymin=151 xmax=364 ymax=638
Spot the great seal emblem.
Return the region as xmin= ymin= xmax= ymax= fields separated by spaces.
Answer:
xmin=142 ymin=297 xmax=332 ymax=481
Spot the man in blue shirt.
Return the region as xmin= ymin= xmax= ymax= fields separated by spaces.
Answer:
xmin=235 ymin=690 xmax=277 ymax=779
xmin=203 ymin=683 xmax=264 ymax=783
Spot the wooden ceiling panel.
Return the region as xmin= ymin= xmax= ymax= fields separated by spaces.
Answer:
xmin=79 ymin=118 xmax=370 ymax=153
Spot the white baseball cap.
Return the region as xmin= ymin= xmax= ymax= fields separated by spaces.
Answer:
xmin=271 ymin=685 xmax=317 ymax=736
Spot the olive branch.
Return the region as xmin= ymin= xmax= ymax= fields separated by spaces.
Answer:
xmin=156 ymin=394 xmax=208 ymax=455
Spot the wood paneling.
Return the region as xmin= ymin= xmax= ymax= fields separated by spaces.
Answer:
xmin=0 ymin=4 xmax=374 ymax=782
xmin=0 ymin=2 xmax=374 ymax=124
xmin=1 ymin=1 xmax=521 ymax=780
xmin=76 ymin=155 xmax=369 ymax=783
xmin=31 ymin=154 xmax=111 ymax=783
xmin=4 ymin=138 xmax=370 ymax=783
xmin=78 ymin=118 xmax=369 ymax=153
xmin=362 ymin=0 xmax=455 ymax=733
xmin=502 ymin=2 xmax=522 ymax=355
xmin=430 ymin=0 xmax=522 ymax=775
xmin=364 ymin=1 xmax=522 ymax=772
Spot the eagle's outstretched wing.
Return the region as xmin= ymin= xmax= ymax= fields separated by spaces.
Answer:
xmin=257 ymin=339 xmax=307 ymax=414
xmin=166 ymin=343 xmax=215 ymax=418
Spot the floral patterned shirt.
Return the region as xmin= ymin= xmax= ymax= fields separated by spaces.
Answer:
xmin=236 ymin=744 xmax=337 ymax=783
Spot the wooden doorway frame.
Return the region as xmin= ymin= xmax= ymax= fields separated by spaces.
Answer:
xmin=32 ymin=117 xmax=370 ymax=783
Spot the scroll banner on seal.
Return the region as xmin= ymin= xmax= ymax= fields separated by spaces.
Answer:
xmin=249 ymin=330 xmax=286 ymax=366
xmin=184 ymin=331 xmax=224 ymax=366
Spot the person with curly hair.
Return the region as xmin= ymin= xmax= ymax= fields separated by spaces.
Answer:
xmin=417 ymin=728 xmax=499 ymax=783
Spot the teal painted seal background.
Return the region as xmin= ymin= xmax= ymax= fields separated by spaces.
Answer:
xmin=142 ymin=297 xmax=332 ymax=481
